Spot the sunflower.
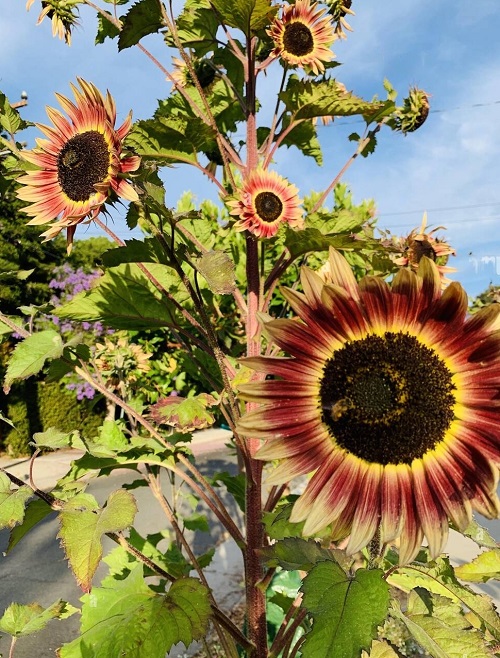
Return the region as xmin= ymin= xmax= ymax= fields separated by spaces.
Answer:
xmin=16 ymin=78 xmax=140 ymax=251
xmin=26 ymin=0 xmax=80 ymax=45
xmin=237 ymin=248 xmax=500 ymax=563
xmin=226 ymin=169 xmax=303 ymax=238
xmin=267 ymin=0 xmax=335 ymax=75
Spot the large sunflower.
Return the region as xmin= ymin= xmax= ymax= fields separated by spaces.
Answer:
xmin=267 ymin=0 xmax=335 ymax=75
xmin=226 ymin=169 xmax=303 ymax=238
xmin=237 ymin=249 xmax=500 ymax=563
xmin=16 ymin=78 xmax=140 ymax=251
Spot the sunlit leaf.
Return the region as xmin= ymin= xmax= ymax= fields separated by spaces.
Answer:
xmin=211 ymin=0 xmax=277 ymax=33
xmin=8 ymin=499 xmax=53 ymax=552
xmin=455 ymin=549 xmax=500 ymax=583
xmin=4 ymin=330 xmax=64 ymax=392
xmin=301 ymin=564 xmax=389 ymax=658
xmin=0 ymin=600 xmax=76 ymax=637
xmin=0 ymin=472 xmax=32 ymax=530
xmin=118 ymin=0 xmax=163 ymax=50
xmin=260 ymin=537 xmax=334 ymax=571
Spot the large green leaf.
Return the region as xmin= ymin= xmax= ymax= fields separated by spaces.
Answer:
xmin=301 ymin=564 xmax=389 ymax=658
xmin=211 ymin=0 xmax=277 ymax=33
xmin=279 ymin=117 xmax=323 ymax=165
xmin=59 ymin=566 xmax=211 ymax=657
xmin=284 ymin=227 xmax=368 ymax=259
xmin=170 ymin=0 xmax=219 ymax=55
xmin=280 ymin=77 xmax=392 ymax=122
xmin=0 ymin=600 xmax=75 ymax=637
xmin=101 ymin=238 xmax=168 ymax=267
xmin=118 ymin=0 xmax=163 ymax=50
xmin=4 ymin=330 xmax=64 ymax=391
xmin=361 ymin=640 xmax=399 ymax=658
xmin=0 ymin=92 xmax=30 ymax=134
xmin=56 ymin=263 xmax=188 ymax=330
xmin=0 ymin=472 xmax=32 ymax=529
xmin=58 ymin=490 xmax=137 ymax=592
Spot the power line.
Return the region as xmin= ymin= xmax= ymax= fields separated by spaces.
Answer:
xmin=379 ymin=201 xmax=500 ymax=217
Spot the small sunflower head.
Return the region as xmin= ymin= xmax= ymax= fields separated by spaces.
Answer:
xmin=394 ymin=87 xmax=430 ymax=135
xmin=326 ymin=0 xmax=355 ymax=40
xmin=226 ymin=169 xmax=304 ymax=239
xmin=171 ymin=56 xmax=217 ymax=90
xmin=26 ymin=0 xmax=80 ymax=45
xmin=267 ymin=0 xmax=336 ymax=76
xmin=391 ymin=213 xmax=456 ymax=288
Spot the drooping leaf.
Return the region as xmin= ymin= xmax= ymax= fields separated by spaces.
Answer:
xmin=7 ymin=499 xmax=53 ymax=552
xmin=149 ymin=393 xmax=217 ymax=431
xmin=211 ymin=471 xmax=246 ymax=512
xmin=392 ymin=599 xmax=491 ymax=658
xmin=31 ymin=427 xmax=85 ymax=451
xmin=460 ymin=519 xmax=498 ymax=549
xmin=95 ymin=14 xmax=120 ymax=44
xmin=455 ymin=549 xmax=500 ymax=583
xmin=0 ymin=92 xmax=30 ymax=134
xmin=58 ymin=489 xmax=138 ymax=592
xmin=278 ymin=117 xmax=323 ymax=165
xmin=0 ymin=410 xmax=15 ymax=428
xmin=263 ymin=501 xmax=305 ymax=540
xmin=58 ymin=566 xmax=211 ymax=657
xmin=4 ymin=330 xmax=64 ymax=392
xmin=280 ymin=77 xmax=391 ymax=122
xmin=0 ymin=600 xmax=76 ymax=637
xmin=56 ymin=263 xmax=187 ymax=330
xmin=0 ymin=472 xmax=32 ymax=530
xmin=211 ymin=0 xmax=277 ymax=33
xmin=260 ymin=537 xmax=335 ymax=571
xmin=118 ymin=0 xmax=163 ymax=50
xmin=301 ymin=564 xmax=390 ymax=658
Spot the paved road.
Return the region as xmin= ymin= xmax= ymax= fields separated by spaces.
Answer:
xmin=0 ymin=446 xmax=242 ymax=658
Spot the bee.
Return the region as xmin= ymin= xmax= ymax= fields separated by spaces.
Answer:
xmin=328 ymin=398 xmax=351 ymax=421
xmin=60 ymin=148 xmax=81 ymax=169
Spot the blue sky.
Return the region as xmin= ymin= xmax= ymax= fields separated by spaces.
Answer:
xmin=2 ymin=0 xmax=500 ymax=298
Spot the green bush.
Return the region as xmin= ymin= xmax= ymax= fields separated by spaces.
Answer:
xmin=0 ymin=380 xmax=105 ymax=457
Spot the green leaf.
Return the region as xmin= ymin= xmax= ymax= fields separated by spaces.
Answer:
xmin=8 ymin=499 xmax=53 ymax=552
xmin=169 ymin=0 xmax=218 ymax=55
xmin=56 ymin=263 xmax=187 ymax=330
xmin=95 ymin=14 xmax=120 ymax=44
xmin=59 ymin=566 xmax=211 ymax=657
xmin=211 ymin=471 xmax=246 ymax=512
xmin=455 ymin=549 xmax=500 ymax=583
xmin=388 ymin=557 xmax=500 ymax=640
xmin=301 ymin=564 xmax=389 ymax=658
xmin=0 ymin=600 xmax=76 ymax=637
xmin=263 ymin=501 xmax=305 ymax=540
xmin=58 ymin=490 xmax=138 ymax=592
xmin=101 ymin=238 xmax=168 ymax=267
xmin=0 ymin=410 xmax=15 ymax=429
xmin=118 ymin=0 xmax=163 ymax=50
xmin=194 ymin=250 xmax=235 ymax=294
xmin=0 ymin=472 xmax=32 ymax=529
xmin=260 ymin=537 xmax=335 ymax=571
xmin=31 ymin=427 xmax=85 ymax=451
xmin=361 ymin=640 xmax=399 ymax=658
xmin=184 ymin=512 xmax=209 ymax=533
xmin=280 ymin=77 xmax=391 ymax=122
xmin=4 ymin=330 xmax=64 ymax=392
xmin=86 ymin=421 xmax=129 ymax=457
xmin=149 ymin=393 xmax=217 ymax=431
xmin=211 ymin=0 xmax=277 ymax=33
xmin=0 ymin=92 xmax=29 ymax=134
xmin=392 ymin=599 xmax=492 ymax=658
xmin=284 ymin=226 xmax=368 ymax=259
xmin=461 ymin=519 xmax=498 ymax=549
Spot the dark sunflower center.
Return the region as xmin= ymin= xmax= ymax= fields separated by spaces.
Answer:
xmin=319 ymin=332 xmax=456 ymax=465
xmin=255 ymin=191 xmax=283 ymax=223
xmin=57 ymin=131 xmax=110 ymax=202
xmin=283 ymin=21 xmax=314 ymax=57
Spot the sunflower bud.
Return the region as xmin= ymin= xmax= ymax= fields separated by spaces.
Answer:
xmin=326 ymin=0 xmax=354 ymax=39
xmin=26 ymin=0 xmax=80 ymax=45
xmin=394 ymin=87 xmax=430 ymax=135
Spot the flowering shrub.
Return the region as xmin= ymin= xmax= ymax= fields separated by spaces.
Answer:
xmin=1 ymin=2 xmax=500 ymax=658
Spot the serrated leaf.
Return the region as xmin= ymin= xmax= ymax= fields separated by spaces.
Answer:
xmin=58 ymin=490 xmax=137 ymax=592
xmin=461 ymin=519 xmax=498 ymax=549
xmin=211 ymin=0 xmax=277 ymax=33
xmin=149 ymin=394 xmax=217 ymax=431
xmin=279 ymin=117 xmax=323 ymax=165
xmin=284 ymin=226 xmax=367 ymax=259
xmin=95 ymin=14 xmax=120 ymax=44
xmin=388 ymin=557 xmax=500 ymax=640
xmin=194 ymin=250 xmax=235 ymax=294
xmin=101 ymin=238 xmax=168 ymax=267
xmin=280 ymin=77 xmax=391 ymax=122
xmin=8 ymin=498 xmax=53 ymax=552
xmin=31 ymin=427 xmax=84 ymax=451
xmin=170 ymin=0 xmax=219 ymax=55
xmin=0 ymin=92 xmax=29 ymax=134
xmin=86 ymin=420 xmax=129 ymax=457
xmin=4 ymin=330 xmax=64 ymax=391
xmin=183 ymin=512 xmax=209 ymax=533
xmin=260 ymin=537 xmax=334 ymax=571
xmin=0 ymin=472 xmax=32 ymax=529
xmin=263 ymin=502 xmax=305 ymax=540
xmin=455 ymin=549 xmax=500 ymax=583
xmin=211 ymin=471 xmax=246 ymax=512
xmin=392 ymin=600 xmax=491 ymax=658
xmin=301 ymin=564 xmax=389 ymax=658
xmin=118 ymin=0 xmax=163 ymax=50
xmin=0 ymin=600 xmax=75 ymax=637
xmin=56 ymin=263 xmax=187 ymax=330
xmin=58 ymin=566 xmax=211 ymax=657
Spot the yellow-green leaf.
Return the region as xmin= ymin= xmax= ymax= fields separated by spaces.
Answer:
xmin=455 ymin=549 xmax=500 ymax=582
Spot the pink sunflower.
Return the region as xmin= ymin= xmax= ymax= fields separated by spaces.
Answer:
xmin=16 ymin=78 xmax=140 ymax=251
xmin=267 ymin=0 xmax=335 ymax=75
xmin=226 ymin=169 xmax=303 ymax=239
xmin=237 ymin=248 xmax=500 ymax=563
